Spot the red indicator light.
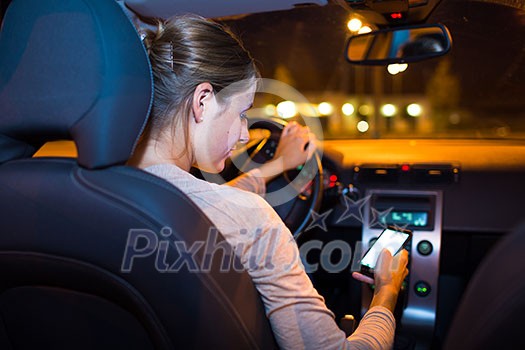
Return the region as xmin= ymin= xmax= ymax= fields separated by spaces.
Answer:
xmin=401 ymin=164 xmax=410 ymax=172
xmin=390 ymin=12 xmax=403 ymax=19
xmin=329 ymin=174 xmax=338 ymax=182
xmin=329 ymin=182 xmax=336 ymax=188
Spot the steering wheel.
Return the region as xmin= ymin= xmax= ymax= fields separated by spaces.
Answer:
xmin=223 ymin=118 xmax=324 ymax=239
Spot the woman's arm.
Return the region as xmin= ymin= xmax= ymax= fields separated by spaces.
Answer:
xmin=225 ymin=168 xmax=266 ymax=195
xmin=223 ymin=192 xmax=407 ymax=349
xmin=243 ymin=212 xmax=406 ymax=350
xmin=352 ymin=249 xmax=409 ymax=313
xmin=257 ymin=121 xmax=316 ymax=183
xmin=226 ymin=122 xmax=316 ymax=193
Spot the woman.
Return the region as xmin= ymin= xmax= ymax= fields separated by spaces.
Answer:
xmin=129 ymin=15 xmax=408 ymax=350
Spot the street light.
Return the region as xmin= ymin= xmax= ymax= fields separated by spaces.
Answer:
xmin=342 ymin=103 xmax=355 ymax=116
xmin=276 ymin=101 xmax=297 ymax=119
xmin=387 ymin=63 xmax=409 ymax=75
xmin=347 ymin=18 xmax=362 ymax=32
xmin=407 ymin=103 xmax=422 ymax=117
xmin=357 ymin=120 xmax=369 ymax=133
xmin=381 ymin=104 xmax=397 ymax=117
xmin=318 ymin=102 xmax=334 ymax=116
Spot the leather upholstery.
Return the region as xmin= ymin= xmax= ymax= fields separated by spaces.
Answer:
xmin=0 ymin=0 xmax=151 ymax=168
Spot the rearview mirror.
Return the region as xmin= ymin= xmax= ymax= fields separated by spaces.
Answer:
xmin=346 ymin=24 xmax=452 ymax=65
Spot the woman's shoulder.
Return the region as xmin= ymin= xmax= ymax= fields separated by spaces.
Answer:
xmin=213 ymin=182 xmax=274 ymax=212
xmin=144 ymin=163 xmax=218 ymax=193
xmin=144 ymin=163 xmax=274 ymax=212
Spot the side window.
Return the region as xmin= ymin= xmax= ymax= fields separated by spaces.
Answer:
xmin=1 ymin=0 xmax=13 ymax=26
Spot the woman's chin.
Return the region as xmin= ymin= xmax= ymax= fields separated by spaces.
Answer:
xmin=215 ymin=161 xmax=226 ymax=173
xmin=193 ymin=156 xmax=226 ymax=174
xmin=201 ymin=162 xmax=225 ymax=174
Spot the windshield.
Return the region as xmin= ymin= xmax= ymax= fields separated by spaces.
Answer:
xmin=224 ymin=0 xmax=525 ymax=140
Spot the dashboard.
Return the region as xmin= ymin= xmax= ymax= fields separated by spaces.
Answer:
xmin=322 ymin=139 xmax=525 ymax=232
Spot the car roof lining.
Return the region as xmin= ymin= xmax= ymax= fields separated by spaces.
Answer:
xmin=123 ymin=0 xmax=329 ymax=19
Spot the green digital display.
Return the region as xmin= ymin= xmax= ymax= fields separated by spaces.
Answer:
xmin=380 ymin=211 xmax=428 ymax=227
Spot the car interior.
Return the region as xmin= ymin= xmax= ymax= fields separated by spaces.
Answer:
xmin=1 ymin=0 xmax=524 ymax=349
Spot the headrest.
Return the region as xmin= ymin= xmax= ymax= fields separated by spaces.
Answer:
xmin=0 ymin=0 xmax=153 ymax=169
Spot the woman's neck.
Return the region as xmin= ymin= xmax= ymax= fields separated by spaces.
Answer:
xmin=127 ymin=138 xmax=192 ymax=171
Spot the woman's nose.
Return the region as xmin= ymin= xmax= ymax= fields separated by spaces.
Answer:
xmin=238 ymin=118 xmax=250 ymax=144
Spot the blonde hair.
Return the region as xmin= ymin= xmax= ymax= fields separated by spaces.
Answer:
xmin=141 ymin=15 xmax=258 ymax=158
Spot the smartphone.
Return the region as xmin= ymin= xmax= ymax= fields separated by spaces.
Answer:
xmin=360 ymin=226 xmax=412 ymax=278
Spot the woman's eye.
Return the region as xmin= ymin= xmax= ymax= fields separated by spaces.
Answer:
xmin=240 ymin=113 xmax=247 ymax=121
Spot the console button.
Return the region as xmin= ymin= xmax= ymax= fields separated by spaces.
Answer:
xmin=417 ymin=240 xmax=433 ymax=256
xmin=414 ymin=281 xmax=431 ymax=297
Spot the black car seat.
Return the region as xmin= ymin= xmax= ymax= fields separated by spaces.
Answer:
xmin=444 ymin=221 xmax=525 ymax=350
xmin=0 ymin=0 xmax=276 ymax=348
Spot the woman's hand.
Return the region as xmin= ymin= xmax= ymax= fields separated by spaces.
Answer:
xmin=373 ymin=249 xmax=409 ymax=295
xmin=352 ymin=249 xmax=409 ymax=313
xmin=253 ymin=122 xmax=317 ymax=184
xmin=273 ymin=122 xmax=316 ymax=172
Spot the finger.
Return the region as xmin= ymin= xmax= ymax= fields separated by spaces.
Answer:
xmin=309 ymin=133 xmax=322 ymax=152
xmin=395 ymin=248 xmax=409 ymax=259
xmin=300 ymin=132 xmax=310 ymax=145
xmin=391 ymin=254 xmax=409 ymax=279
xmin=301 ymin=135 xmax=314 ymax=157
xmin=292 ymin=132 xmax=308 ymax=149
xmin=401 ymin=250 xmax=409 ymax=266
xmin=390 ymin=250 xmax=407 ymax=272
xmin=352 ymin=272 xmax=375 ymax=285
xmin=377 ymin=248 xmax=393 ymax=268
xmin=375 ymin=249 xmax=395 ymax=276
xmin=395 ymin=249 xmax=409 ymax=268
xmin=284 ymin=126 xmax=302 ymax=138
xmin=286 ymin=121 xmax=299 ymax=130
xmin=307 ymin=133 xmax=317 ymax=146
xmin=305 ymin=137 xmax=317 ymax=159
xmin=282 ymin=122 xmax=295 ymax=135
xmin=298 ymin=125 xmax=309 ymax=135
xmin=286 ymin=124 xmax=306 ymax=136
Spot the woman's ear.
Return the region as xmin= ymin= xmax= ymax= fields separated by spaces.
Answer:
xmin=192 ymin=82 xmax=214 ymax=123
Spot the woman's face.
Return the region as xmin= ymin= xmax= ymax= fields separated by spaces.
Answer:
xmin=193 ymin=82 xmax=255 ymax=173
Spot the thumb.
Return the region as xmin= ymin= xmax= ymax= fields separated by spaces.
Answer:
xmin=376 ymin=249 xmax=393 ymax=272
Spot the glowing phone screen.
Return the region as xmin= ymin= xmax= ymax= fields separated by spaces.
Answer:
xmin=361 ymin=228 xmax=410 ymax=269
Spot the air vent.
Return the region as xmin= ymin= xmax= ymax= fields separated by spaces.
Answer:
xmin=353 ymin=163 xmax=460 ymax=184
xmin=353 ymin=164 xmax=400 ymax=183
xmin=411 ymin=163 xmax=460 ymax=184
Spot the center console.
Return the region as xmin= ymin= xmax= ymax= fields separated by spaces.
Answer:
xmin=361 ymin=189 xmax=443 ymax=348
